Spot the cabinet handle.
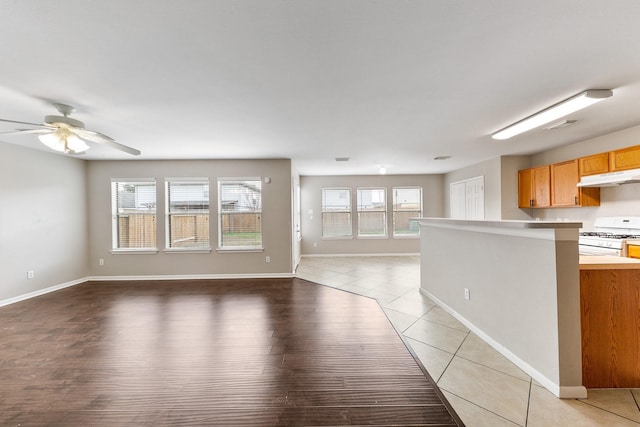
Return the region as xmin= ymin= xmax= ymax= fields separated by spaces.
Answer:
xmin=575 ymin=196 xmax=578 ymax=205
xmin=530 ymin=199 xmax=534 ymax=207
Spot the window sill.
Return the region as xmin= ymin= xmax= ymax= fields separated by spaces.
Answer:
xmin=111 ymin=249 xmax=159 ymax=255
xmin=321 ymin=236 xmax=353 ymax=240
xmin=392 ymin=234 xmax=421 ymax=239
xmin=164 ymin=248 xmax=212 ymax=254
xmin=216 ymin=247 xmax=264 ymax=253
xmin=357 ymin=235 xmax=388 ymax=239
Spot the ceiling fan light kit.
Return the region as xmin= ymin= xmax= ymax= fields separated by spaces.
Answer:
xmin=0 ymin=103 xmax=141 ymax=156
xmin=491 ymin=89 xmax=613 ymax=140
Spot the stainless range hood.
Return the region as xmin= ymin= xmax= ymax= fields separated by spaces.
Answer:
xmin=577 ymin=167 xmax=640 ymax=187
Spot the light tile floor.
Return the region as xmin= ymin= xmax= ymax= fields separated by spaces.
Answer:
xmin=296 ymin=255 xmax=640 ymax=427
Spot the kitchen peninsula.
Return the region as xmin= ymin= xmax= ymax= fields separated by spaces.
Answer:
xmin=417 ymin=218 xmax=640 ymax=397
xmin=416 ymin=218 xmax=584 ymax=398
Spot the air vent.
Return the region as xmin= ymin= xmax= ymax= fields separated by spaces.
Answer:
xmin=335 ymin=157 xmax=350 ymax=162
xmin=434 ymin=156 xmax=451 ymax=160
xmin=545 ymin=120 xmax=577 ymax=130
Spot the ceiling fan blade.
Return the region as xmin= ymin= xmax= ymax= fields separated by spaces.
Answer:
xmin=73 ymin=128 xmax=141 ymax=156
xmin=0 ymin=118 xmax=49 ymax=128
xmin=0 ymin=128 xmax=54 ymax=136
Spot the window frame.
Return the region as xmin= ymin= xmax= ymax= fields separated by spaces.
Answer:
xmin=111 ymin=178 xmax=158 ymax=253
xmin=164 ymin=177 xmax=211 ymax=253
xmin=392 ymin=186 xmax=422 ymax=238
xmin=321 ymin=188 xmax=353 ymax=239
xmin=356 ymin=187 xmax=387 ymax=238
xmin=217 ymin=177 xmax=263 ymax=251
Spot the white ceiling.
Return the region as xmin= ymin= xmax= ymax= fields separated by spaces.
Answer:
xmin=2 ymin=1 xmax=640 ymax=175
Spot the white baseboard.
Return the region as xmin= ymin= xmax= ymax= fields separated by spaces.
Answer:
xmin=88 ymin=272 xmax=295 ymax=281
xmin=0 ymin=277 xmax=88 ymax=308
xmin=0 ymin=273 xmax=296 ymax=308
xmin=420 ymin=288 xmax=587 ymax=399
xmin=301 ymin=253 xmax=419 ymax=258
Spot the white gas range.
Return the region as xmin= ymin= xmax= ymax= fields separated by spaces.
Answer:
xmin=579 ymin=217 xmax=640 ymax=256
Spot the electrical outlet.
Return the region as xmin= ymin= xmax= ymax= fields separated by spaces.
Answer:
xmin=99 ymin=259 xmax=104 ymax=266
xmin=27 ymin=270 xmax=34 ymax=279
xmin=464 ymin=288 xmax=470 ymax=300
xmin=265 ymin=256 xmax=271 ymax=263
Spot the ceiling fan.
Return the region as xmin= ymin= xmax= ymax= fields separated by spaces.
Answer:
xmin=0 ymin=103 xmax=140 ymax=156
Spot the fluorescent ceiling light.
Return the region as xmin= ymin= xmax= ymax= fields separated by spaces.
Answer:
xmin=492 ymin=89 xmax=613 ymax=140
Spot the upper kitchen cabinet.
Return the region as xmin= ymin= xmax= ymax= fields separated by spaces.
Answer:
xmin=610 ymin=145 xmax=640 ymax=171
xmin=550 ymin=160 xmax=600 ymax=207
xmin=578 ymin=152 xmax=609 ymax=176
xmin=518 ymin=166 xmax=550 ymax=208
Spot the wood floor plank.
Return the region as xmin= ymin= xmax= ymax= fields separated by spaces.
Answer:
xmin=0 ymin=278 xmax=462 ymax=426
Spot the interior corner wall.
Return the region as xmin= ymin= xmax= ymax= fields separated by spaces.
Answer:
xmin=0 ymin=143 xmax=89 ymax=302
xmin=86 ymin=159 xmax=293 ymax=277
xmin=443 ymin=157 xmax=502 ymax=220
xmin=300 ymin=174 xmax=443 ymax=255
xmin=500 ymin=155 xmax=534 ymax=220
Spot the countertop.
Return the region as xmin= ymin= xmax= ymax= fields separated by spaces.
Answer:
xmin=580 ymin=255 xmax=640 ymax=270
xmin=414 ymin=217 xmax=582 ymax=229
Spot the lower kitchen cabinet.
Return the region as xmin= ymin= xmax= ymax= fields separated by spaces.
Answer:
xmin=580 ymin=268 xmax=640 ymax=388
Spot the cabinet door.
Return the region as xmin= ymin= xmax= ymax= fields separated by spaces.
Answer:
xmin=551 ymin=160 xmax=579 ymax=206
xmin=532 ymin=166 xmax=550 ymax=207
xmin=518 ymin=169 xmax=533 ymax=208
xmin=610 ymin=145 xmax=640 ymax=171
xmin=628 ymin=245 xmax=640 ymax=259
xmin=579 ymin=153 xmax=609 ymax=176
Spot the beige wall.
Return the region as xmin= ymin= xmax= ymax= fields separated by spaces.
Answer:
xmin=300 ymin=174 xmax=443 ymax=255
xmin=87 ymin=159 xmax=293 ymax=276
xmin=0 ymin=143 xmax=89 ymax=302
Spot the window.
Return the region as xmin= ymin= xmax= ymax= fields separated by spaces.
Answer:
xmin=218 ymin=178 xmax=262 ymax=249
xmin=111 ymin=180 xmax=157 ymax=250
xmin=166 ymin=178 xmax=210 ymax=250
xmin=321 ymin=188 xmax=352 ymax=238
xmin=393 ymin=187 xmax=422 ymax=237
xmin=357 ymin=188 xmax=386 ymax=237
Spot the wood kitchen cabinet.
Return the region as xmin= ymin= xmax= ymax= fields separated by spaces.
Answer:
xmin=628 ymin=244 xmax=640 ymax=259
xmin=550 ymin=159 xmax=600 ymax=207
xmin=578 ymin=152 xmax=609 ymax=176
xmin=610 ymin=145 xmax=640 ymax=171
xmin=518 ymin=166 xmax=550 ymax=208
xmin=581 ymin=267 xmax=640 ymax=388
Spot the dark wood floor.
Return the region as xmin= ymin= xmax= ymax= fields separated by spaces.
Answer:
xmin=0 ymin=278 xmax=462 ymax=426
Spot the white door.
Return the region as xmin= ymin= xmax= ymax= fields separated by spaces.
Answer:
xmin=450 ymin=176 xmax=484 ymax=220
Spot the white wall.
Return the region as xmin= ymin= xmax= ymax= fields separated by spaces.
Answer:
xmin=87 ymin=159 xmax=293 ymax=277
xmin=300 ymin=174 xmax=443 ymax=255
xmin=0 ymin=143 xmax=88 ymax=302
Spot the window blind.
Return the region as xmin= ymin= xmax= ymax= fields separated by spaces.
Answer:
xmin=111 ymin=180 xmax=157 ymax=249
xmin=166 ymin=179 xmax=210 ymax=249
xmin=218 ymin=179 xmax=262 ymax=249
